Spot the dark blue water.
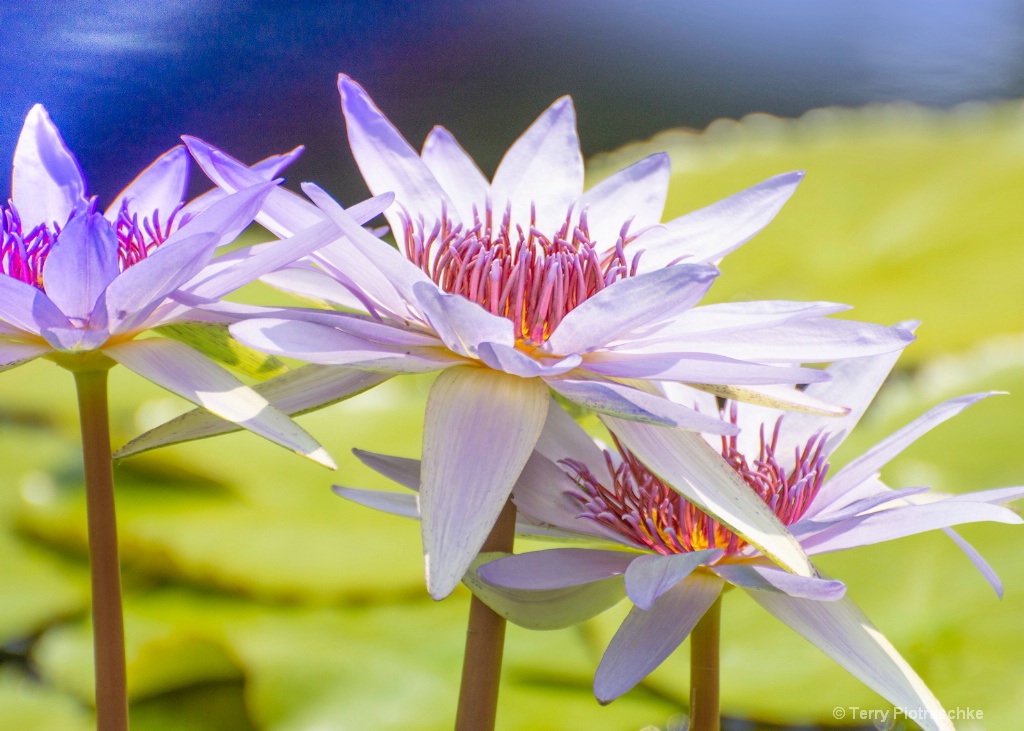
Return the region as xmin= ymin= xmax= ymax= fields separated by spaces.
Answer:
xmin=3 ymin=0 xmax=1024 ymax=205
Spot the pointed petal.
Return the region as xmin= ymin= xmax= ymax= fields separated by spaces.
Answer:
xmin=116 ymin=365 xmax=390 ymax=459
xmin=105 ymin=339 xmax=334 ymax=468
xmin=549 ymin=378 xmax=737 ymax=433
xmin=42 ymin=212 xmax=119 ymax=321
xmin=712 ymin=563 xmax=845 ymax=600
xmin=543 ymin=264 xmax=718 ymax=356
xmin=104 ymin=145 xmax=189 ymax=222
xmin=625 ymin=550 xmax=721 ymax=610
xmin=465 ymin=552 xmax=627 ymax=630
xmin=749 ymin=592 xmax=953 ymax=731
xmin=421 ymin=126 xmax=489 ymax=222
xmin=479 ymin=548 xmax=637 ymax=590
xmin=594 ymin=572 xmax=724 ymax=703
xmin=259 ymin=267 xmax=369 ymax=311
xmin=0 ymin=273 xmax=72 ymax=334
xmin=585 ymin=351 xmax=827 ymax=386
xmin=687 ymin=383 xmax=849 ymax=417
xmin=12 ymin=105 xmax=88 ymax=228
xmin=353 ymin=449 xmax=421 ymax=491
xmin=943 ymin=528 xmax=1003 ymax=598
xmin=580 ymin=153 xmax=670 ymax=250
xmin=632 ymin=171 xmax=804 ymax=272
xmin=0 ymin=340 xmax=48 ymax=373
xmin=802 ymin=500 xmax=1021 ymax=555
xmin=603 ymin=417 xmax=816 ymax=577
xmin=490 ymin=97 xmax=583 ymax=231
xmin=533 ymin=400 xmax=612 ymax=484
xmin=817 ymin=393 xmax=995 ymax=510
xmin=338 ymin=74 xmax=456 ymax=233
xmin=331 ymin=485 xmax=420 ymax=519
xmin=421 ymin=367 xmax=549 ymax=599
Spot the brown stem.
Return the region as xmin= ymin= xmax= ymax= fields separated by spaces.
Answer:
xmin=74 ymin=367 xmax=129 ymax=731
xmin=689 ymin=593 xmax=722 ymax=731
xmin=454 ymin=498 xmax=517 ymax=731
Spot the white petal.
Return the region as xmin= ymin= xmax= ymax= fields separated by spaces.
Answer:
xmin=580 ymin=153 xmax=670 ymax=251
xmin=421 ymin=367 xmax=549 ymax=599
xmin=106 ymin=339 xmax=333 ymax=467
xmin=749 ymin=592 xmax=953 ymax=731
xmin=421 ymin=126 xmax=489 ymax=222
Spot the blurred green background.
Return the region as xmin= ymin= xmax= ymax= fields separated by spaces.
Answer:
xmin=4 ymin=100 xmax=1024 ymax=729
xmin=4 ymin=2 xmax=1024 ymax=729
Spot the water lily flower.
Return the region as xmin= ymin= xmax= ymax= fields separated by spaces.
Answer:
xmin=124 ymin=76 xmax=915 ymax=599
xmin=335 ymin=347 xmax=1023 ymax=728
xmin=0 ymin=105 xmax=389 ymax=465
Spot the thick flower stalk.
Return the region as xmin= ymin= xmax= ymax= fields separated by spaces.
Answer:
xmin=336 ymin=346 xmax=1023 ymax=731
xmin=127 ymin=76 xmax=917 ymax=603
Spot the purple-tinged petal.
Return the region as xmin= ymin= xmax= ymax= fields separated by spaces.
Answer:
xmin=479 ymin=548 xmax=637 ymax=590
xmin=632 ymin=171 xmax=804 ymax=273
xmin=549 ymin=378 xmax=737 ymax=433
xmin=533 ymin=400 xmax=612 ymax=484
xmin=670 ymin=318 xmax=915 ymax=363
xmin=685 ymin=383 xmax=848 ymax=417
xmin=511 ymin=451 xmax=631 ymax=546
xmin=543 ymin=264 xmax=718 ymax=357
xmin=945 ymin=484 xmax=1024 ymax=504
xmin=104 ymin=145 xmax=189 ymax=223
xmin=290 ymin=309 xmax=440 ymax=347
xmin=105 ymin=339 xmax=334 ymax=468
xmin=477 ymin=342 xmax=581 ymax=378
xmin=0 ymin=274 xmax=72 ymax=335
xmin=585 ymin=351 xmax=827 ymax=386
xmin=338 ymin=74 xmax=456 ymax=232
xmin=39 ymin=326 xmax=109 ymax=352
xmin=624 ymin=550 xmax=720 ymax=610
xmin=302 ymin=181 xmax=434 ymax=318
xmin=804 ymin=486 xmax=932 ymax=525
xmin=116 ymin=365 xmax=390 ymax=459
xmin=412 ymin=282 xmax=514 ymax=357
xmin=815 ymin=393 xmax=995 ymax=513
xmin=331 ymin=485 xmax=419 ymax=519
xmin=165 ymin=180 xmax=278 ymax=252
xmin=749 ymin=592 xmax=953 ymax=731
xmin=465 ymin=552 xmax=627 ymax=631
xmin=943 ymin=528 xmax=1003 ymax=598
xmin=352 ymin=449 xmax=421 ymax=491
xmin=421 ymin=367 xmax=549 ymax=599
xmin=646 ymin=300 xmax=852 ymax=341
xmin=579 ymin=153 xmax=670 ymax=251
xmin=181 ymin=219 xmax=341 ymax=301
xmin=421 ymin=126 xmax=489 ymax=222
xmin=104 ymin=231 xmax=218 ymax=334
xmin=231 ymin=318 xmax=458 ymax=373
xmin=594 ymin=571 xmax=724 ymax=703
xmin=42 ymin=212 xmax=119 ymax=321
xmin=0 ymin=341 xmax=48 ymax=372
xmin=603 ymin=416 xmax=816 ymax=578
xmin=259 ymin=267 xmax=370 ymax=312
xmin=12 ymin=105 xmax=88 ymax=229
xmin=182 ymin=136 xmax=323 ymax=238
xmin=801 ymin=500 xmax=1021 ymax=555
xmin=490 ymin=96 xmax=583 ymax=232
xmin=713 ymin=563 xmax=845 ymax=600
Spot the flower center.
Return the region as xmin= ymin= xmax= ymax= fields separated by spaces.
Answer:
xmin=0 ymin=200 xmax=190 ymax=292
xmin=401 ymin=203 xmax=642 ymax=346
xmin=563 ymin=404 xmax=830 ymax=556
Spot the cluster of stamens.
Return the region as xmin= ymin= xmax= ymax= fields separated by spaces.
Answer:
xmin=0 ymin=199 xmax=188 ymax=293
xmin=401 ymin=202 xmax=643 ymax=346
xmin=563 ymin=404 xmax=830 ymax=556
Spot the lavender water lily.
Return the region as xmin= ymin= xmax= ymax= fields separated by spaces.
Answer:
xmin=0 ymin=105 xmax=389 ymax=729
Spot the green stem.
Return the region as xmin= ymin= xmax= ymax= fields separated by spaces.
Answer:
xmin=74 ymin=367 xmax=129 ymax=731
xmin=689 ymin=593 xmax=722 ymax=731
xmin=454 ymin=499 xmax=517 ymax=731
